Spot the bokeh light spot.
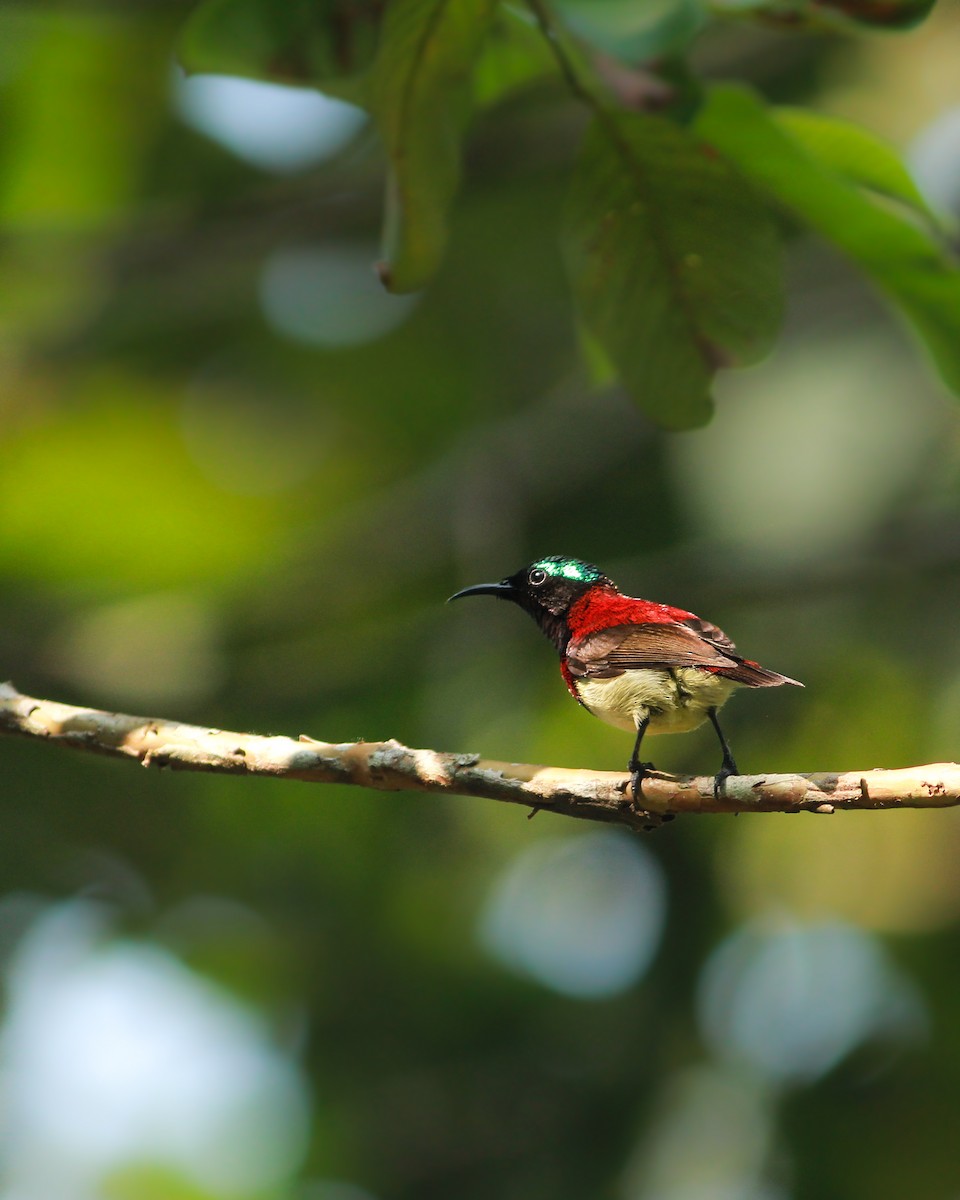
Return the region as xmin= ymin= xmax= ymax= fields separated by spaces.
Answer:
xmin=260 ymin=244 xmax=418 ymax=349
xmin=479 ymin=831 xmax=666 ymax=998
xmin=0 ymin=902 xmax=310 ymax=1198
xmin=172 ymin=71 xmax=365 ymax=172
xmin=670 ymin=334 xmax=943 ymax=565
xmin=697 ymin=918 xmax=924 ymax=1084
xmin=910 ymin=106 xmax=960 ymax=217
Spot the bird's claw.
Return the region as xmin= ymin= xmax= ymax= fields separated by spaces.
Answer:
xmin=628 ymin=763 xmax=654 ymax=805
xmin=622 ymin=762 xmax=676 ymax=830
xmin=626 ymin=759 xmax=656 ymax=800
xmin=712 ymin=760 xmax=739 ymax=800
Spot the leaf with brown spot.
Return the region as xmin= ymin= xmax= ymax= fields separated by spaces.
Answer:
xmin=563 ymin=110 xmax=783 ymax=429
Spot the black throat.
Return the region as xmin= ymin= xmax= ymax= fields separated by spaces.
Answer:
xmin=528 ymin=607 xmax=570 ymax=656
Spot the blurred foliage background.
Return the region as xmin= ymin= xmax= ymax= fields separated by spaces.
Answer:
xmin=3 ymin=1 xmax=960 ymax=1198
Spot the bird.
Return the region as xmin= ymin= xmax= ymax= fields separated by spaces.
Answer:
xmin=448 ymin=555 xmax=801 ymax=801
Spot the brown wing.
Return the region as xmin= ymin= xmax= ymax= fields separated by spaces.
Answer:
xmin=567 ymin=622 xmax=802 ymax=688
xmin=680 ymin=615 xmax=739 ymax=656
xmin=566 ymin=623 xmax=739 ymax=678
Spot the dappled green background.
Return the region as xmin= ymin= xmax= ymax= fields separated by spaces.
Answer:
xmin=3 ymin=2 xmax=960 ymax=1198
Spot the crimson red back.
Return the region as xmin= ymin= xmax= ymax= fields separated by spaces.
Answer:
xmin=567 ymin=587 xmax=695 ymax=638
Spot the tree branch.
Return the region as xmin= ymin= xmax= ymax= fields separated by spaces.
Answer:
xmin=2 ymin=682 xmax=959 ymax=832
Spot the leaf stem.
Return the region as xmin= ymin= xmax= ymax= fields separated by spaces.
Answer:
xmin=524 ymin=0 xmax=600 ymax=110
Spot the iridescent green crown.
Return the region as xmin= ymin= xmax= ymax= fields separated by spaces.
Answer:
xmin=533 ymin=556 xmax=606 ymax=584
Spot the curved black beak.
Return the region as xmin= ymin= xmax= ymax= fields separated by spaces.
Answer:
xmin=447 ymin=580 xmax=515 ymax=603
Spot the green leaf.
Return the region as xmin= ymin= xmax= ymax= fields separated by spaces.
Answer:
xmin=372 ymin=0 xmax=499 ymax=293
xmin=472 ymin=5 xmax=557 ymax=108
xmin=711 ymin=0 xmax=936 ymax=31
xmin=563 ymin=110 xmax=784 ymax=429
xmin=178 ymin=0 xmax=381 ymax=102
xmin=697 ymin=85 xmax=960 ymax=396
xmin=773 ymin=108 xmax=935 ymax=220
xmin=557 ymin=0 xmax=706 ymax=64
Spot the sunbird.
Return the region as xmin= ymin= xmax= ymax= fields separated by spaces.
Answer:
xmin=449 ymin=555 xmax=801 ymax=798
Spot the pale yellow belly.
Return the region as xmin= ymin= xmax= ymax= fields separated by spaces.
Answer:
xmin=575 ymin=668 xmax=738 ymax=735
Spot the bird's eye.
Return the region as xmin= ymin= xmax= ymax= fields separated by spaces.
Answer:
xmin=528 ymin=567 xmax=548 ymax=586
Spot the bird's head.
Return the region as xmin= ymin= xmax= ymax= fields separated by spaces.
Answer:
xmin=449 ymin=556 xmax=612 ymax=647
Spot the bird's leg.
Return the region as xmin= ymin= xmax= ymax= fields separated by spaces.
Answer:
xmin=707 ymin=707 xmax=739 ymax=798
xmin=628 ymin=715 xmax=652 ymax=803
xmin=626 ymin=716 xmax=675 ymax=828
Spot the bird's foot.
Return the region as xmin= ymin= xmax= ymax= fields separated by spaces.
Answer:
xmin=629 ymin=759 xmax=656 ymax=774
xmin=622 ymin=761 xmax=676 ymax=830
xmin=627 ymin=761 xmax=655 ymax=805
xmin=713 ymin=757 xmax=740 ymax=800
xmin=627 ymin=759 xmax=656 ymax=793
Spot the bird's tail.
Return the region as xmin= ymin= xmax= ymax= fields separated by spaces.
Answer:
xmin=717 ymin=660 xmax=803 ymax=688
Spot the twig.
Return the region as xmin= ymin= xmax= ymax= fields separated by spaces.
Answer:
xmin=2 ymin=683 xmax=959 ymax=831
xmin=525 ymin=0 xmax=674 ymax=114
xmin=525 ymin=0 xmax=598 ymax=107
